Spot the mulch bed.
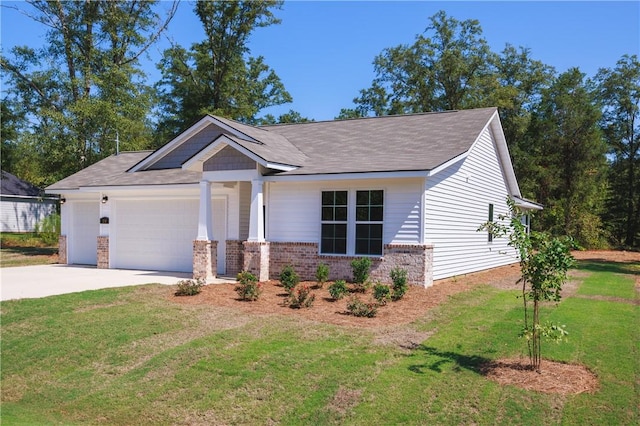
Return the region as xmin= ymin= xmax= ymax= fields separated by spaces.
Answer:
xmin=169 ymin=250 xmax=638 ymax=394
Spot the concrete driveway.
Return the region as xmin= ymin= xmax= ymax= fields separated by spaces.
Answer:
xmin=0 ymin=265 xmax=199 ymax=301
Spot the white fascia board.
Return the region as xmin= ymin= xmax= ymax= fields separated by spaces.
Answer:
xmin=263 ymin=170 xmax=428 ymax=182
xmin=426 ymin=153 xmax=468 ymax=177
xmin=75 ymin=183 xmax=199 ymax=192
xmin=513 ymin=196 xmax=544 ymax=211
xmin=488 ymin=111 xmax=521 ymax=198
xmin=130 ymin=115 xmax=259 ymax=173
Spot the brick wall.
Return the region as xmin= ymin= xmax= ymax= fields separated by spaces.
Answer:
xmin=225 ymin=240 xmax=244 ymax=276
xmin=193 ymin=240 xmax=217 ymax=282
xmin=58 ymin=235 xmax=67 ymax=264
xmin=269 ymin=242 xmax=434 ymax=287
xmin=97 ymin=236 xmax=109 ymax=269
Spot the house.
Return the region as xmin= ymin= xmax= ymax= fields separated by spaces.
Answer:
xmin=45 ymin=107 xmax=540 ymax=286
xmin=1 ymin=171 xmax=58 ymax=233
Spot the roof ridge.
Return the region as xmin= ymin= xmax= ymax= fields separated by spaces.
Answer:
xmin=259 ymin=107 xmax=497 ymax=128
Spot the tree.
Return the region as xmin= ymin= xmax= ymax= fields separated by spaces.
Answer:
xmin=155 ymin=0 xmax=291 ymax=142
xmin=258 ymin=110 xmax=312 ymax=125
xmin=480 ymin=199 xmax=574 ymax=371
xmin=523 ymin=68 xmax=608 ymax=247
xmin=595 ymin=55 xmax=640 ymax=248
xmin=352 ymin=11 xmax=497 ymax=115
xmin=1 ymin=0 xmax=176 ymax=185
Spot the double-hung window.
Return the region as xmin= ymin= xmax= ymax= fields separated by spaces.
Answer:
xmin=321 ymin=191 xmax=348 ymax=254
xmin=320 ymin=189 xmax=384 ymax=256
xmin=355 ymin=190 xmax=384 ymax=255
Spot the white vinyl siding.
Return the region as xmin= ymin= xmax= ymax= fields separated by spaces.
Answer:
xmin=425 ymin=128 xmax=517 ymax=280
xmin=268 ymin=178 xmax=423 ymax=247
xmin=0 ymin=197 xmax=57 ymax=232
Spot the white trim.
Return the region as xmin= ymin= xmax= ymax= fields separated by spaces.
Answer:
xmin=426 ymin=154 xmax=467 ymax=177
xmin=264 ymin=170 xmax=428 ymax=182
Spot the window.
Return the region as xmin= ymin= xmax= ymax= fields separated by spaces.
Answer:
xmin=321 ymin=191 xmax=347 ymax=254
xmin=321 ymin=189 xmax=384 ymax=256
xmin=488 ymin=203 xmax=494 ymax=242
xmin=355 ymin=190 xmax=384 ymax=255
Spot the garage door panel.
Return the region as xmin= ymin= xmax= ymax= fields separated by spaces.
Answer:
xmin=114 ymin=199 xmax=199 ymax=272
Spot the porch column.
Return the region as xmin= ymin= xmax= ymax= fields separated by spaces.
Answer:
xmin=196 ymin=180 xmax=212 ymax=240
xmin=248 ymin=178 xmax=265 ymax=242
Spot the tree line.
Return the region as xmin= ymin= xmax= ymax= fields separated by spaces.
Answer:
xmin=1 ymin=2 xmax=638 ymax=249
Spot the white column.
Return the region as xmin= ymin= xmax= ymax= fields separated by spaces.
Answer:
xmin=248 ymin=178 xmax=264 ymax=242
xmin=196 ymin=180 xmax=212 ymax=240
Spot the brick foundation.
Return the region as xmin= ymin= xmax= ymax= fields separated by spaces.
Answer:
xmin=225 ymin=240 xmax=244 ymax=277
xmin=243 ymin=241 xmax=270 ymax=281
xmin=269 ymin=242 xmax=434 ymax=287
xmin=58 ymin=235 xmax=68 ymax=264
xmin=97 ymin=236 xmax=109 ymax=269
xmin=193 ymin=240 xmax=217 ymax=282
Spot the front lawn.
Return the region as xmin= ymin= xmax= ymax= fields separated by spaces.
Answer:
xmin=1 ymin=259 xmax=637 ymax=425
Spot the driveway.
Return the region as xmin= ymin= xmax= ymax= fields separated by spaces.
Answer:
xmin=0 ymin=265 xmax=207 ymax=301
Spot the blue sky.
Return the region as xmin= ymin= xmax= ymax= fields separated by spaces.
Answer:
xmin=1 ymin=1 xmax=639 ymax=121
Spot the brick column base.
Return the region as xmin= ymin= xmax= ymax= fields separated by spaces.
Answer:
xmin=243 ymin=241 xmax=270 ymax=281
xmin=97 ymin=236 xmax=109 ymax=269
xmin=58 ymin=235 xmax=68 ymax=264
xmin=193 ymin=240 xmax=217 ymax=282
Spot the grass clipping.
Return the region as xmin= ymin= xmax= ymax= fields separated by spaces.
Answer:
xmin=481 ymin=357 xmax=598 ymax=395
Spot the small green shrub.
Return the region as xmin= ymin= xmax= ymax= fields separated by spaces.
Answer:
xmin=346 ymin=296 xmax=378 ymax=318
xmin=328 ymin=279 xmax=348 ymax=300
xmin=372 ymin=282 xmax=391 ymax=305
xmin=175 ymin=279 xmax=204 ymax=296
xmin=351 ymin=257 xmax=372 ymax=285
xmin=390 ymin=267 xmax=408 ymax=301
xmin=235 ymin=271 xmax=262 ymax=301
xmin=35 ymin=213 xmax=61 ymax=246
xmin=280 ymin=264 xmax=300 ymax=294
xmin=288 ymin=284 xmax=316 ymax=309
xmin=315 ymin=263 xmax=329 ymax=288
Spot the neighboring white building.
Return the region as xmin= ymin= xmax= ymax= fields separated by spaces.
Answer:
xmin=1 ymin=171 xmax=58 ymax=233
xmin=46 ymin=107 xmax=541 ymax=286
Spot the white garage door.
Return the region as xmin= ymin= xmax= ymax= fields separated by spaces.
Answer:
xmin=113 ymin=199 xmax=199 ymax=272
xmin=69 ymin=202 xmax=99 ymax=265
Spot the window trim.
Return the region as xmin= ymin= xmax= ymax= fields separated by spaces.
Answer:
xmin=320 ymin=190 xmax=348 ymax=255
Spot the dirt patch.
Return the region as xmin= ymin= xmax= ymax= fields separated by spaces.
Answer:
xmin=571 ymin=250 xmax=640 ymax=263
xmin=326 ymin=387 xmax=363 ymax=416
xmin=481 ymin=357 xmax=599 ymax=395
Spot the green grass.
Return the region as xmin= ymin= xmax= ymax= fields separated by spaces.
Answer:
xmin=0 ymin=232 xmax=58 ymax=267
xmin=1 ymin=261 xmax=638 ymax=425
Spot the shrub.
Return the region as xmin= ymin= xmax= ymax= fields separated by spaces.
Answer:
xmin=235 ymin=270 xmax=262 ymax=301
xmin=328 ymin=279 xmax=348 ymax=300
xmin=175 ymin=279 xmax=204 ymax=296
xmin=372 ymin=282 xmax=391 ymax=305
xmin=288 ymin=284 xmax=316 ymax=309
xmin=390 ymin=267 xmax=408 ymax=301
xmin=35 ymin=213 xmax=61 ymax=246
xmin=315 ymin=263 xmax=329 ymax=288
xmin=351 ymin=257 xmax=372 ymax=285
xmin=346 ymin=296 xmax=378 ymax=318
xmin=280 ymin=264 xmax=300 ymax=294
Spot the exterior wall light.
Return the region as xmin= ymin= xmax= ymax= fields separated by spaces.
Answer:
xmin=102 ymin=195 xmax=109 ymax=203
xmin=60 ymin=197 xmax=66 ymax=204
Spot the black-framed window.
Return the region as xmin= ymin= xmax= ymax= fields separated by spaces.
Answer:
xmin=321 ymin=191 xmax=347 ymax=254
xmin=355 ymin=190 xmax=384 ymax=255
xmin=488 ymin=203 xmax=494 ymax=242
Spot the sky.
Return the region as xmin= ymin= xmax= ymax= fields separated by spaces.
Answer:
xmin=1 ymin=1 xmax=639 ymax=121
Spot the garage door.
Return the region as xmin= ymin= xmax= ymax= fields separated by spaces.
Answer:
xmin=69 ymin=202 xmax=100 ymax=265
xmin=113 ymin=199 xmax=199 ymax=272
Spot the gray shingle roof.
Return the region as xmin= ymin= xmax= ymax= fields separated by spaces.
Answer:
xmin=46 ymin=107 xmax=499 ymax=190
xmin=1 ymin=171 xmax=44 ymax=196
xmin=261 ymin=107 xmax=497 ymax=175
xmin=46 ymin=151 xmax=202 ymax=190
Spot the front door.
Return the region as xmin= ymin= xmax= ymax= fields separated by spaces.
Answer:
xmin=212 ymin=197 xmax=227 ymax=275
